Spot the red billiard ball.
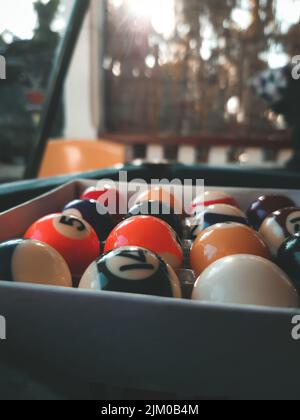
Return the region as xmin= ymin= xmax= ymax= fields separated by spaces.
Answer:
xmin=63 ymin=199 xmax=114 ymax=241
xmin=104 ymin=216 xmax=184 ymax=269
xmin=126 ymin=200 xmax=183 ymax=238
xmin=247 ymin=195 xmax=295 ymax=230
xmin=190 ymin=191 xmax=239 ymax=217
xmin=79 ymin=246 xmax=182 ymax=298
xmin=0 ymin=239 xmax=72 ymax=287
xmin=24 ymin=214 xmax=101 ymax=278
xmin=80 ymin=185 xmax=117 ymax=202
xmin=259 ymin=207 xmax=300 ymax=256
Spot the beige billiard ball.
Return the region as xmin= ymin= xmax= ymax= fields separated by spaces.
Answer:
xmin=192 ymin=254 xmax=299 ymax=308
xmin=0 ymin=239 xmax=72 ymax=287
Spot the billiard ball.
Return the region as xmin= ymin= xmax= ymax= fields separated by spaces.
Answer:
xmin=24 ymin=214 xmax=101 ymax=278
xmin=190 ymin=204 xmax=248 ymax=240
xmin=0 ymin=239 xmax=72 ymax=287
xmin=190 ymin=223 xmax=270 ymax=276
xmin=259 ymin=207 xmax=300 ymax=256
xmin=81 ymin=185 xmax=125 ymax=225
xmin=81 ymin=186 xmax=106 ymax=201
xmin=133 ymin=187 xmax=182 ymax=215
xmin=104 ymin=216 xmax=183 ymax=269
xmin=79 ymin=246 xmax=182 ymax=298
xmin=277 ymin=234 xmax=300 ymax=290
xmin=190 ymin=191 xmax=239 ymax=217
xmin=192 ymin=254 xmax=298 ymax=308
xmin=81 ymin=185 xmax=119 ymax=203
xmin=63 ymin=199 xmax=114 ymax=241
xmin=247 ymin=195 xmax=295 ymax=230
xmin=126 ymin=200 xmax=183 ymax=238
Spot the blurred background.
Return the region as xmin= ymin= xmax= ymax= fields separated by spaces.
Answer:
xmin=0 ymin=0 xmax=300 ymax=181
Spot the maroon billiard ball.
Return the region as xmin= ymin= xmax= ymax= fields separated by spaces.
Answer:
xmin=259 ymin=207 xmax=300 ymax=256
xmin=247 ymin=195 xmax=295 ymax=230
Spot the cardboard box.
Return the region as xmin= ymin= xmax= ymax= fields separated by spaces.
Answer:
xmin=0 ymin=180 xmax=300 ymax=399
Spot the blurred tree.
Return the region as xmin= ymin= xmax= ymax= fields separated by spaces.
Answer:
xmin=105 ymin=0 xmax=299 ymax=139
xmin=34 ymin=0 xmax=60 ymax=46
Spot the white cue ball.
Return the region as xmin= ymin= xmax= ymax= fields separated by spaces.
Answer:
xmin=192 ymin=254 xmax=299 ymax=308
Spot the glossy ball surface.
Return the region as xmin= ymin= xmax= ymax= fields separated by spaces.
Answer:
xmin=278 ymin=233 xmax=300 ymax=290
xmin=126 ymin=200 xmax=183 ymax=238
xmin=104 ymin=216 xmax=183 ymax=269
xmin=190 ymin=204 xmax=248 ymax=240
xmin=259 ymin=207 xmax=300 ymax=256
xmin=80 ymin=185 xmax=119 ymax=203
xmin=63 ymin=199 xmax=114 ymax=241
xmin=190 ymin=191 xmax=239 ymax=217
xmin=80 ymin=185 xmax=125 ymax=225
xmin=24 ymin=214 xmax=101 ymax=277
xmin=247 ymin=195 xmax=295 ymax=230
xmin=79 ymin=246 xmax=182 ymax=298
xmin=0 ymin=239 xmax=72 ymax=287
xmin=134 ymin=187 xmax=181 ymax=214
xmin=192 ymin=254 xmax=298 ymax=308
xmin=190 ymin=223 xmax=270 ymax=276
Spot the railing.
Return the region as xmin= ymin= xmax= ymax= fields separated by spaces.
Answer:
xmin=102 ymin=132 xmax=292 ymax=167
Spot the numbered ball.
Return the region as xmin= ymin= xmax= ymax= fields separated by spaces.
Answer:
xmin=190 ymin=223 xmax=270 ymax=276
xmin=247 ymin=195 xmax=295 ymax=230
xmin=0 ymin=239 xmax=72 ymax=287
xmin=104 ymin=216 xmax=184 ymax=269
xmin=81 ymin=185 xmax=125 ymax=225
xmin=126 ymin=200 xmax=183 ymax=238
xmin=79 ymin=247 xmax=182 ymax=298
xmin=134 ymin=188 xmax=181 ymax=214
xmin=192 ymin=255 xmax=298 ymax=308
xmin=190 ymin=204 xmax=248 ymax=240
xmin=259 ymin=207 xmax=300 ymax=256
xmin=190 ymin=191 xmax=239 ymax=217
xmin=277 ymin=234 xmax=300 ymax=290
xmin=24 ymin=214 xmax=101 ymax=278
xmin=63 ymin=199 xmax=114 ymax=241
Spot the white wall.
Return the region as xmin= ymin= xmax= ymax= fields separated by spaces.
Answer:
xmin=63 ymin=0 xmax=103 ymax=139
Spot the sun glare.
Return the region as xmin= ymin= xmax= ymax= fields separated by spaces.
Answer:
xmin=0 ymin=0 xmax=68 ymax=40
xmin=126 ymin=0 xmax=176 ymax=38
xmin=0 ymin=0 xmax=37 ymax=39
xmin=276 ymin=0 xmax=300 ymax=32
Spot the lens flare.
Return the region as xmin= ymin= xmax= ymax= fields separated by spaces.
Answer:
xmin=127 ymin=0 xmax=175 ymax=38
